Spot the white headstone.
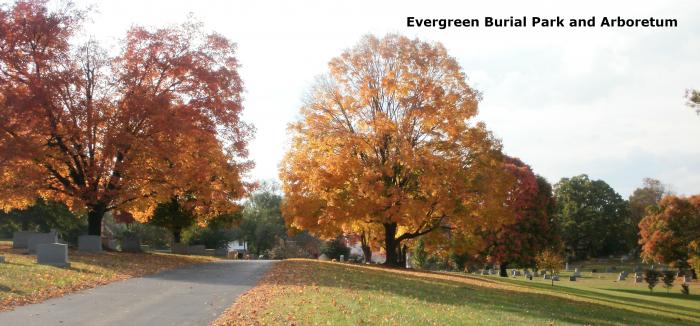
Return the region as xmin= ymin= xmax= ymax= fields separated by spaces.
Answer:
xmin=318 ymin=253 xmax=330 ymax=261
xmin=36 ymin=243 xmax=70 ymax=268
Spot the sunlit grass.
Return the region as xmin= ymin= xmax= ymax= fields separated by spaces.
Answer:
xmin=215 ymin=259 xmax=699 ymax=325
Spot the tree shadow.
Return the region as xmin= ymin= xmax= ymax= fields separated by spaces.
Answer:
xmin=264 ymin=261 xmax=697 ymax=326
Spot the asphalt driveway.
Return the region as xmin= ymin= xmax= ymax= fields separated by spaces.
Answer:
xmin=0 ymin=260 xmax=275 ymax=326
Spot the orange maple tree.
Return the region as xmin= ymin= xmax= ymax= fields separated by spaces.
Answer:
xmin=0 ymin=1 xmax=252 ymax=235
xmin=280 ymin=34 xmax=512 ymax=266
xmin=639 ymin=195 xmax=700 ymax=268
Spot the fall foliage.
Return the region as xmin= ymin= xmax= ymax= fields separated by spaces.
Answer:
xmin=279 ymin=34 xmax=512 ymax=266
xmin=0 ymin=1 xmax=252 ymax=235
xmin=478 ymin=157 xmax=558 ymax=269
xmin=639 ymin=195 xmax=700 ymax=267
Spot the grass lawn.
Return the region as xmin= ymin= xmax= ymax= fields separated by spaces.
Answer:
xmin=0 ymin=240 xmax=217 ymax=311
xmin=214 ymin=259 xmax=699 ymax=325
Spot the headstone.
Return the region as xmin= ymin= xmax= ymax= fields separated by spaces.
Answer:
xmin=552 ymin=275 xmax=560 ymax=281
xmin=172 ymin=243 xmax=188 ymax=254
xmin=12 ymin=231 xmax=39 ymax=249
xmin=36 ymin=243 xmax=70 ymax=268
xmin=565 ymin=262 xmax=570 ymax=271
xmin=569 ymin=275 xmax=577 ymax=281
xmin=120 ymin=236 xmax=141 ymax=253
xmin=635 ymin=273 xmax=643 ymax=283
xmin=318 ymin=253 xmax=330 ymax=261
xmin=215 ymin=247 xmax=228 ymax=257
xmin=28 ymin=232 xmax=58 ymax=254
xmin=481 ymin=269 xmax=488 ymax=275
xmin=78 ymin=235 xmax=102 ymax=253
xmin=617 ymin=272 xmax=626 ymax=281
xmin=188 ymin=245 xmax=206 ymax=255
xmin=543 ymin=274 xmax=551 ymax=280
xmin=489 ymin=269 xmax=497 ymax=275
xmin=526 ymin=274 xmax=533 ymax=280
xmin=512 ymin=270 xmax=521 ymax=277
xmin=573 ymin=268 xmax=581 ymax=277
xmin=0 ymin=256 xmax=5 ymax=263
xmin=339 ymin=255 xmax=344 ymax=262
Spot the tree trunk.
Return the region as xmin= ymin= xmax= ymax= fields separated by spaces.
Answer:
xmin=87 ymin=202 xmax=107 ymax=236
xmin=383 ymin=223 xmax=401 ymax=267
xmin=500 ymin=262 xmax=509 ymax=277
xmin=361 ymin=245 xmax=372 ymax=263
xmin=172 ymin=228 xmax=182 ymax=243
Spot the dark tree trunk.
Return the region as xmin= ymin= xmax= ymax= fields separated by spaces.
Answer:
xmin=500 ymin=262 xmax=509 ymax=277
xmin=383 ymin=223 xmax=401 ymax=267
xmin=87 ymin=202 xmax=107 ymax=236
xmin=361 ymin=245 xmax=372 ymax=263
xmin=172 ymin=228 xmax=182 ymax=243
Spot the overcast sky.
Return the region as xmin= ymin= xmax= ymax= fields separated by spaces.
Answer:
xmin=67 ymin=0 xmax=699 ymax=197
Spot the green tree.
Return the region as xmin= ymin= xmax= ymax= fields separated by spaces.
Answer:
xmin=238 ymin=182 xmax=286 ymax=255
xmin=645 ymin=269 xmax=660 ymax=292
xmin=321 ymin=237 xmax=350 ymax=260
xmin=0 ymin=198 xmax=85 ymax=242
xmin=148 ymin=197 xmax=196 ymax=244
xmin=554 ymin=175 xmax=631 ymax=260
xmin=662 ymin=271 xmax=675 ymax=293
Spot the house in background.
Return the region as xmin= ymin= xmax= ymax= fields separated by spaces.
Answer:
xmin=228 ymin=240 xmax=248 ymax=258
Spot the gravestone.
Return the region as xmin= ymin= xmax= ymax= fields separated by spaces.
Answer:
xmin=617 ymin=272 xmax=626 ymax=281
xmin=565 ymin=262 xmax=570 ymax=271
xmin=340 ymin=255 xmax=344 ymax=262
xmin=36 ymin=243 xmax=70 ymax=268
xmin=172 ymin=243 xmax=188 ymax=254
xmin=481 ymin=269 xmax=488 ymax=275
xmin=573 ymin=268 xmax=581 ymax=277
xmin=552 ymin=275 xmax=560 ymax=281
xmin=569 ymin=275 xmax=577 ymax=281
xmin=28 ymin=232 xmax=58 ymax=254
xmin=543 ymin=274 xmax=551 ymax=280
xmin=188 ymin=245 xmax=206 ymax=255
xmin=526 ymin=274 xmax=533 ymax=280
xmin=215 ymin=247 xmax=228 ymax=257
xmin=121 ymin=236 xmax=142 ymax=253
xmin=318 ymin=253 xmax=330 ymax=261
xmin=635 ymin=273 xmax=643 ymax=283
xmin=0 ymin=256 xmax=5 ymax=263
xmin=512 ymin=270 xmax=521 ymax=277
xmin=78 ymin=235 xmax=102 ymax=253
xmin=12 ymin=231 xmax=39 ymax=249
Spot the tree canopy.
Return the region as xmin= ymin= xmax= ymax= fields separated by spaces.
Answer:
xmin=0 ymin=1 xmax=252 ymax=235
xmin=553 ymin=175 xmax=631 ymax=260
xmin=280 ymin=34 xmax=512 ymax=266
xmin=639 ymin=195 xmax=700 ymax=267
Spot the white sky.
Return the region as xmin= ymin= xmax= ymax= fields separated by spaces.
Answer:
xmin=67 ymin=0 xmax=699 ymax=197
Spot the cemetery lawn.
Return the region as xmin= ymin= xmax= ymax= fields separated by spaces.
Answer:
xmin=214 ymin=259 xmax=699 ymax=325
xmin=0 ymin=240 xmax=217 ymax=311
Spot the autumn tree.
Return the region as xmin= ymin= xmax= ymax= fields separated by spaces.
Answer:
xmin=0 ymin=1 xmax=252 ymax=235
xmin=639 ymin=195 xmax=700 ymax=269
xmin=478 ymin=157 xmax=558 ymax=275
xmin=280 ymin=34 xmax=512 ymax=266
xmin=553 ymin=175 xmax=631 ymax=260
xmin=536 ymin=248 xmax=564 ymax=286
xmin=628 ymin=178 xmax=668 ymax=252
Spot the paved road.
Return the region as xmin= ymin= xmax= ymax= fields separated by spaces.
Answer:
xmin=0 ymin=260 xmax=275 ymax=326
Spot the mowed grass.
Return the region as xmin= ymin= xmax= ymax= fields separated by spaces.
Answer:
xmin=215 ymin=259 xmax=699 ymax=325
xmin=0 ymin=240 xmax=217 ymax=311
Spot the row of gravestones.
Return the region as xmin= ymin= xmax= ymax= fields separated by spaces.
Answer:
xmin=10 ymin=231 xmax=103 ymax=268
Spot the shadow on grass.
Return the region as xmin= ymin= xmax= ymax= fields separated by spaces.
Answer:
xmin=267 ymin=261 xmax=696 ymax=326
xmin=492 ymin=277 xmax=700 ymax=319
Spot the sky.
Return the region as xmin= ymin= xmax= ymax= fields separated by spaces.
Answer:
xmin=63 ymin=0 xmax=699 ymax=197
